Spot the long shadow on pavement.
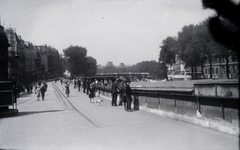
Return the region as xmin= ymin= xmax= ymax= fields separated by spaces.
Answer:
xmin=17 ymin=110 xmax=63 ymax=117
xmin=0 ymin=110 xmax=63 ymax=118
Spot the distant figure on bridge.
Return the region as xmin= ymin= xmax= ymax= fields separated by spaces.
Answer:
xmin=65 ymin=81 xmax=70 ymax=97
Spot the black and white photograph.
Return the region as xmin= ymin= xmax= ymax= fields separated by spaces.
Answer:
xmin=0 ymin=0 xmax=239 ymax=149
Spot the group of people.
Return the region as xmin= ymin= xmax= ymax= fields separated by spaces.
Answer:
xmin=58 ymin=78 xmax=97 ymax=100
xmin=57 ymin=77 xmax=133 ymax=112
xmin=111 ymin=79 xmax=133 ymax=112
xmin=34 ymin=81 xmax=48 ymax=101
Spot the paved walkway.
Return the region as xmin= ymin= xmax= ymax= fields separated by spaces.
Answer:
xmin=0 ymin=82 xmax=239 ymax=150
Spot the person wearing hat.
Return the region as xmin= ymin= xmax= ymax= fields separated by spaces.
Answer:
xmin=123 ymin=80 xmax=133 ymax=112
xmin=111 ymin=78 xmax=119 ymax=106
xmin=118 ymin=80 xmax=124 ymax=106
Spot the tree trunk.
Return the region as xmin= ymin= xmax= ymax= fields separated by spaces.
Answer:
xmin=226 ymin=57 xmax=230 ymax=79
xmin=164 ymin=64 xmax=169 ymax=81
xmin=201 ymin=64 xmax=205 ymax=79
xmin=219 ymin=58 xmax=222 ymax=78
xmin=194 ymin=66 xmax=197 ymax=79
xmin=191 ymin=65 xmax=194 ymax=80
xmin=209 ymin=58 xmax=213 ymax=79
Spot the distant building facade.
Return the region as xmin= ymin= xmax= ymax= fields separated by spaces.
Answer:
xmin=203 ymin=57 xmax=239 ymax=79
xmin=2 ymin=23 xmax=63 ymax=86
xmin=4 ymin=27 xmax=18 ymax=80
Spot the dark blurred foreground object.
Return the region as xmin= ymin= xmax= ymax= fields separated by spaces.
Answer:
xmin=0 ymin=25 xmax=10 ymax=80
xmin=202 ymin=0 xmax=240 ymax=52
xmin=0 ymin=25 xmax=17 ymax=114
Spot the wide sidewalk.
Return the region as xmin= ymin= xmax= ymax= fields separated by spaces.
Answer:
xmin=0 ymin=81 xmax=239 ymax=150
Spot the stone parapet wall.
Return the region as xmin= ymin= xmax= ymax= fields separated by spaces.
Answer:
xmin=96 ymin=86 xmax=239 ymax=135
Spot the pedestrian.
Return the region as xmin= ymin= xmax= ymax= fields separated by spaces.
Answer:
xmin=43 ymin=81 xmax=48 ymax=91
xmin=118 ymin=80 xmax=124 ymax=106
xmin=111 ymin=78 xmax=119 ymax=106
xmin=123 ymin=80 xmax=133 ymax=112
xmin=89 ymin=81 xmax=96 ymax=103
xmin=35 ymin=83 xmax=41 ymax=101
xmin=39 ymin=82 xmax=47 ymax=100
xmin=65 ymin=81 xmax=70 ymax=97
xmin=60 ymin=78 xmax=63 ymax=85
xmin=86 ymin=79 xmax=90 ymax=95
xmin=26 ymin=84 xmax=30 ymax=93
xmin=83 ymin=79 xmax=86 ymax=93
xmin=74 ymin=78 xmax=77 ymax=89
xmin=77 ymin=78 xmax=81 ymax=92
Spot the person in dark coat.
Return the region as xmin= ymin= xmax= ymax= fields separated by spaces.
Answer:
xmin=83 ymin=79 xmax=86 ymax=93
xmin=65 ymin=81 xmax=70 ymax=97
xmin=86 ymin=79 xmax=90 ymax=95
xmin=118 ymin=81 xmax=124 ymax=106
xmin=123 ymin=80 xmax=133 ymax=112
xmin=111 ymin=79 xmax=119 ymax=106
xmin=77 ymin=78 xmax=81 ymax=92
xmin=40 ymin=82 xmax=47 ymax=100
xmin=89 ymin=81 xmax=96 ymax=103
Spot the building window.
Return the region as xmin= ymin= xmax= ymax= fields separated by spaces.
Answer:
xmin=205 ymin=68 xmax=207 ymax=74
xmin=223 ymin=67 xmax=226 ymax=74
xmin=216 ymin=68 xmax=218 ymax=74
xmin=212 ymin=68 xmax=214 ymax=74
xmin=232 ymin=66 xmax=235 ymax=74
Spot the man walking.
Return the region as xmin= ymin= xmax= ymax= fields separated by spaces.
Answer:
xmin=118 ymin=81 xmax=124 ymax=106
xmin=111 ymin=79 xmax=119 ymax=106
xmin=40 ymin=82 xmax=47 ymax=100
xmin=77 ymin=78 xmax=81 ymax=92
xmin=124 ymin=80 xmax=133 ymax=112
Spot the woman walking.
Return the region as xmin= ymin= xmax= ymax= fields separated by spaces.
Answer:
xmin=65 ymin=81 xmax=70 ymax=97
xmin=89 ymin=81 xmax=96 ymax=103
xmin=36 ymin=83 xmax=41 ymax=101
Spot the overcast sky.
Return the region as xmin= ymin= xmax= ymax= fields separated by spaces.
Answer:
xmin=0 ymin=0 xmax=215 ymax=66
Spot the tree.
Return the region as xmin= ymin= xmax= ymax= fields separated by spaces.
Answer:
xmin=159 ymin=36 xmax=177 ymax=80
xmin=85 ymin=56 xmax=97 ymax=77
xmin=47 ymin=47 xmax=62 ymax=78
xmin=135 ymin=60 xmax=164 ymax=79
xmin=177 ymin=23 xmax=217 ymax=79
xmin=196 ymin=21 xmax=217 ymax=79
xmin=63 ymin=45 xmax=87 ymax=76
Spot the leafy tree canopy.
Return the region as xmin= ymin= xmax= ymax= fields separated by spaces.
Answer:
xmin=85 ymin=56 xmax=97 ymax=77
xmin=63 ymin=45 xmax=88 ymax=76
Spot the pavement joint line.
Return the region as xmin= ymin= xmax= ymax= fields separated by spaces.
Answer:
xmin=53 ymin=83 xmax=105 ymax=128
